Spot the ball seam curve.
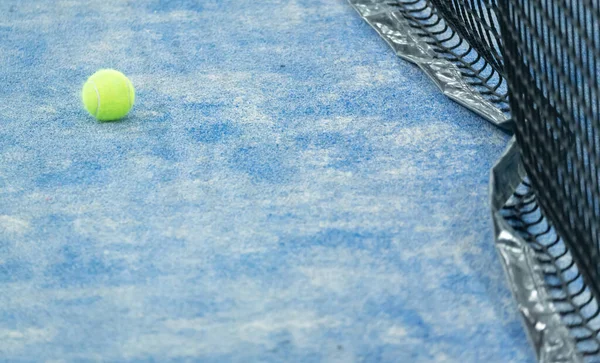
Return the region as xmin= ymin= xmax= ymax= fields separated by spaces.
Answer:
xmin=90 ymin=80 xmax=101 ymax=119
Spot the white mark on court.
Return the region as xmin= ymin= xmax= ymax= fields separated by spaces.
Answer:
xmin=0 ymin=215 xmax=30 ymax=235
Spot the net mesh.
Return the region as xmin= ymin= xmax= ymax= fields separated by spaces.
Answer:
xmin=501 ymin=0 xmax=600 ymax=306
xmin=391 ymin=0 xmax=509 ymax=113
xmin=502 ymin=180 xmax=600 ymax=357
xmin=388 ymin=0 xmax=600 ymax=359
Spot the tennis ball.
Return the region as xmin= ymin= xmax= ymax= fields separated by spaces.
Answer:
xmin=82 ymin=69 xmax=135 ymax=121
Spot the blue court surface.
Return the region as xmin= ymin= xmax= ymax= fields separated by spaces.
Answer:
xmin=0 ymin=0 xmax=533 ymax=361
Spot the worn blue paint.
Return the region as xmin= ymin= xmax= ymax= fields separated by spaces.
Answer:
xmin=0 ymin=0 xmax=531 ymax=361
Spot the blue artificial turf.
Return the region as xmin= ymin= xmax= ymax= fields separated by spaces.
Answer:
xmin=0 ymin=0 xmax=532 ymax=361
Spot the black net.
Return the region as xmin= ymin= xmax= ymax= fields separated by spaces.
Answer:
xmin=392 ymin=0 xmax=509 ymax=113
xmin=500 ymin=0 xmax=600 ymax=308
xmin=388 ymin=0 xmax=600 ymax=359
xmin=502 ymin=179 xmax=600 ymax=357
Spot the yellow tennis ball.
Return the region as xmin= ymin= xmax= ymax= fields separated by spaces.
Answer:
xmin=81 ymin=69 xmax=135 ymax=121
